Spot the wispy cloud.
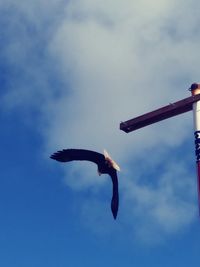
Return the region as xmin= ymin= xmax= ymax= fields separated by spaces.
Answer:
xmin=1 ymin=0 xmax=200 ymax=243
xmin=121 ymin=156 xmax=196 ymax=244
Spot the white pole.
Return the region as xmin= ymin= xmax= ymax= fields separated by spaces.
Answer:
xmin=190 ymin=83 xmax=200 ymax=213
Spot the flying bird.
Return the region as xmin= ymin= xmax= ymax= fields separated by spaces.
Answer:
xmin=50 ymin=149 xmax=120 ymax=219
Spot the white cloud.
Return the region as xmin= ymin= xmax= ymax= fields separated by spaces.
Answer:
xmin=121 ymin=158 xmax=196 ymax=244
xmin=2 ymin=0 xmax=200 ymax=243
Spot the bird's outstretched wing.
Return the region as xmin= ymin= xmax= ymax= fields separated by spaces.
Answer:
xmin=50 ymin=148 xmax=119 ymax=219
xmin=50 ymin=149 xmax=105 ymax=165
xmin=109 ymin=170 xmax=119 ymax=219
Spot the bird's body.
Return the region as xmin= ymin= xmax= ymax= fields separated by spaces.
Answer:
xmin=50 ymin=149 xmax=119 ymax=219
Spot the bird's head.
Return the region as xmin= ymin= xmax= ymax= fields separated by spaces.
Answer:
xmin=97 ymin=150 xmax=120 ymax=176
xmin=103 ymin=149 xmax=120 ymax=171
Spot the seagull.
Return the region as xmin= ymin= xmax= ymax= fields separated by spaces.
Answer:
xmin=50 ymin=149 xmax=120 ymax=219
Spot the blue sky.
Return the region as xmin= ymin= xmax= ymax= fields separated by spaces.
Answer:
xmin=1 ymin=0 xmax=200 ymax=266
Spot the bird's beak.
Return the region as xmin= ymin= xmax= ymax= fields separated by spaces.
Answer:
xmin=103 ymin=149 xmax=120 ymax=171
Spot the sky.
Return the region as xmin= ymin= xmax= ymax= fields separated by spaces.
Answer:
xmin=1 ymin=0 xmax=200 ymax=266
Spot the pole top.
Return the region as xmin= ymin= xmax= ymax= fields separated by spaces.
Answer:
xmin=189 ymin=83 xmax=200 ymax=96
xmin=189 ymin=83 xmax=200 ymax=91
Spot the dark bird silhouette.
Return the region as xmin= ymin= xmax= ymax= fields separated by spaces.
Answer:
xmin=50 ymin=149 xmax=120 ymax=219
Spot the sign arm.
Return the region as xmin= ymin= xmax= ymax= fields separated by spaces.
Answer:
xmin=120 ymin=94 xmax=200 ymax=133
